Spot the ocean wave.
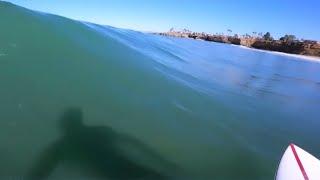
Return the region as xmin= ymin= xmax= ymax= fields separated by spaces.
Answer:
xmin=1 ymin=2 xmax=320 ymax=179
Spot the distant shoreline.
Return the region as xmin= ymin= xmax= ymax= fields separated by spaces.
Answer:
xmin=154 ymin=29 xmax=320 ymax=59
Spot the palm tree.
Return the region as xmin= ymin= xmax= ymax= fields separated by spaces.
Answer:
xmin=227 ymin=29 xmax=232 ymax=36
xmin=252 ymin=32 xmax=257 ymax=37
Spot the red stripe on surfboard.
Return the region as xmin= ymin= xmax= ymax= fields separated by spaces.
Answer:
xmin=290 ymin=143 xmax=309 ymax=180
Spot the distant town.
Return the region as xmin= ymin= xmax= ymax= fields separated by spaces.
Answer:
xmin=155 ymin=28 xmax=320 ymax=58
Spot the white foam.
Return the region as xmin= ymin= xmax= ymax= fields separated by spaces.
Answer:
xmin=234 ymin=45 xmax=320 ymax=62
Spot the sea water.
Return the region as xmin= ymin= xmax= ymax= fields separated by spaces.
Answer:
xmin=1 ymin=2 xmax=320 ymax=179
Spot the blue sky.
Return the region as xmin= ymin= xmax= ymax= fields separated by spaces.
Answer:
xmin=5 ymin=0 xmax=320 ymax=40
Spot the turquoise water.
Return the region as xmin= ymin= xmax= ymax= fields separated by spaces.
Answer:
xmin=1 ymin=2 xmax=320 ymax=179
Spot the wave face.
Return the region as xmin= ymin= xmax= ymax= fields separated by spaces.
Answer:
xmin=1 ymin=2 xmax=320 ymax=179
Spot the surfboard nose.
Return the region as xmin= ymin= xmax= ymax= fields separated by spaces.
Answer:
xmin=276 ymin=144 xmax=320 ymax=180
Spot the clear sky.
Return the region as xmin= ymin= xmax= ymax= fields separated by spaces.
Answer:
xmin=4 ymin=0 xmax=320 ymax=40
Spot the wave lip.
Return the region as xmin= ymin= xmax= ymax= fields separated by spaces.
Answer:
xmin=235 ymin=45 xmax=320 ymax=62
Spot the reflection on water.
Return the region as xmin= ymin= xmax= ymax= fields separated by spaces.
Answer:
xmin=28 ymin=108 xmax=176 ymax=180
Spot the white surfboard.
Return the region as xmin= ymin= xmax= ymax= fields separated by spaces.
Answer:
xmin=276 ymin=144 xmax=320 ymax=180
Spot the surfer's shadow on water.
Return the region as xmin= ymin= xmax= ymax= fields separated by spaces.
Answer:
xmin=27 ymin=107 xmax=177 ymax=180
